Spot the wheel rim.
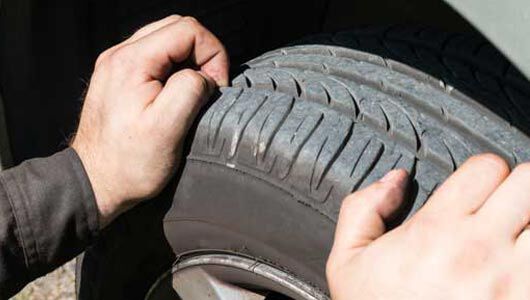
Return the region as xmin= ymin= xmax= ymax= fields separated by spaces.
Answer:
xmin=145 ymin=253 xmax=329 ymax=300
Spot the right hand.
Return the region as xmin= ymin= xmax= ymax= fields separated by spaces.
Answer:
xmin=71 ymin=15 xmax=229 ymax=227
xmin=327 ymin=154 xmax=530 ymax=299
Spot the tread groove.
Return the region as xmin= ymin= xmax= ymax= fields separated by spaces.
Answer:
xmin=315 ymin=122 xmax=354 ymax=190
xmin=310 ymin=136 xmax=328 ymax=191
xmin=282 ymin=113 xmax=324 ymax=179
xmin=248 ymin=54 xmax=515 ymax=160
xmin=352 ymin=141 xmax=385 ymax=192
xmin=231 ymin=95 xmax=269 ymax=158
xmin=442 ymin=138 xmax=457 ymax=171
xmin=390 ymin=153 xmax=404 ymax=170
xmin=379 ymin=104 xmax=391 ymax=132
xmin=212 ymin=88 xmax=243 ymax=148
xmin=260 ymin=97 xmax=295 ymax=161
xmin=348 ymin=137 xmax=373 ymax=178
xmin=254 ymin=109 xmax=275 ymax=161
xmin=189 ymin=26 xmax=530 ymax=223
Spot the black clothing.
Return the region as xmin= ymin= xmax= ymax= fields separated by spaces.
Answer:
xmin=0 ymin=148 xmax=99 ymax=298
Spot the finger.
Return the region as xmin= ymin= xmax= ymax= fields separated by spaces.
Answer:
xmin=127 ymin=17 xmax=229 ymax=86
xmin=475 ymin=163 xmax=530 ymax=238
xmin=150 ymin=69 xmax=214 ymax=131
xmin=127 ymin=15 xmax=182 ymax=43
xmin=419 ymin=154 xmax=510 ymax=217
xmin=330 ymin=169 xmax=409 ymax=256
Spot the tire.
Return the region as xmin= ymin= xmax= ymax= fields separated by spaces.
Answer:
xmin=164 ymin=28 xmax=530 ymax=294
xmin=78 ymin=27 xmax=530 ymax=299
xmin=296 ymin=26 xmax=530 ymax=136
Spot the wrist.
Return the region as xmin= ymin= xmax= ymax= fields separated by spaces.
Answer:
xmin=71 ymin=143 xmax=127 ymax=228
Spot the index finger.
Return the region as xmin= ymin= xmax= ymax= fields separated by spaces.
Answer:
xmin=418 ymin=154 xmax=510 ymax=217
xmin=475 ymin=163 xmax=530 ymax=238
xmin=128 ymin=16 xmax=229 ymax=86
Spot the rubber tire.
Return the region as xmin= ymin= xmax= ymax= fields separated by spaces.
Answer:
xmin=77 ymin=26 xmax=530 ymax=299
xmin=163 ymin=27 xmax=530 ymax=294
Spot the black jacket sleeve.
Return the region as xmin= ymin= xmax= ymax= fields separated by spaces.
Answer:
xmin=0 ymin=148 xmax=100 ymax=298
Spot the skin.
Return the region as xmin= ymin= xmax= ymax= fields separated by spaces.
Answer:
xmin=71 ymin=15 xmax=229 ymax=227
xmin=327 ymin=154 xmax=530 ymax=300
xmin=71 ymin=15 xmax=530 ymax=299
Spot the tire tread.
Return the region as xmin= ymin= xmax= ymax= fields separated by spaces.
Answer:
xmin=190 ymin=27 xmax=530 ymax=219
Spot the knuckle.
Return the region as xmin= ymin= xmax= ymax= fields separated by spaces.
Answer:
xmin=177 ymin=69 xmax=207 ymax=90
xmin=95 ymin=49 xmax=113 ymax=67
xmin=367 ymin=182 xmax=398 ymax=199
xmin=165 ymin=14 xmax=182 ymax=22
xmin=181 ymin=16 xmax=199 ymax=25
xmin=133 ymin=25 xmax=148 ymax=35
xmin=112 ymin=45 xmax=133 ymax=59
xmin=106 ymin=47 xmax=136 ymax=69
xmin=373 ymin=181 xmax=395 ymax=193
xmin=132 ymin=27 xmax=148 ymax=39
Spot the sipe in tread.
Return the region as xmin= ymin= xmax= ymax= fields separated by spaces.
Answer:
xmin=190 ymin=28 xmax=530 ymax=220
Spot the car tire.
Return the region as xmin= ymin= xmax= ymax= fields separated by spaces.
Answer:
xmin=78 ymin=26 xmax=530 ymax=299
xmin=164 ymin=27 xmax=530 ymax=294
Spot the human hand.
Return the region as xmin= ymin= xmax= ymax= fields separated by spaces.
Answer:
xmin=71 ymin=15 xmax=229 ymax=227
xmin=327 ymin=154 xmax=530 ymax=299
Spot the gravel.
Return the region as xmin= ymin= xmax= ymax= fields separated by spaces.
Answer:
xmin=11 ymin=259 xmax=76 ymax=300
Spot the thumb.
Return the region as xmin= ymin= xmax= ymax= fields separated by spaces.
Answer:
xmin=329 ymin=169 xmax=409 ymax=258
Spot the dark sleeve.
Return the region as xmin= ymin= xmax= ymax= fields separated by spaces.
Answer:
xmin=0 ymin=148 xmax=100 ymax=298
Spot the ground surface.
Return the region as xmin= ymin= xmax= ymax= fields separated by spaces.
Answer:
xmin=12 ymin=260 xmax=76 ymax=300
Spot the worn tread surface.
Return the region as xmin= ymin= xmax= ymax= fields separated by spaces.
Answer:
xmin=189 ymin=28 xmax=530 ymax=220
xmin=295 ymin=26 xmax=530 ymax=135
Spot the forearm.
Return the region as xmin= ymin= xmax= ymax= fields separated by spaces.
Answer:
xmin=0 ymin=148 xmax=99 ymax=298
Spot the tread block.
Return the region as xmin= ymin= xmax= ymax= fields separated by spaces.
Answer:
xmin=190 ymin=28 xmax=530 ymax=221
xmin=287 ymin=111 xmax=353 ymax=201
xmin=265 ymin=101 xmax=324 ymax=179
xmin=236 ymin=92 xmax=295 ymax=167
